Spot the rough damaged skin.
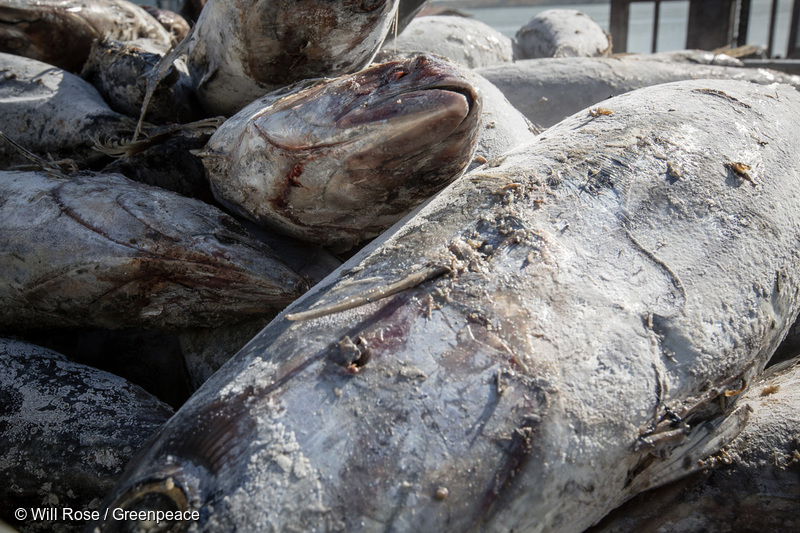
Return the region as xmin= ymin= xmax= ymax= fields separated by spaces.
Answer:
xmin=590 ymin=358 xmax=800 ymax=533
xmin=80 ymin=39 xmax=202 ymax=125
xmin=188 ymin=0 xmax=400 ymax=116
xmin=514 ymin=9 xmax=612 ymax=60
xmin=0 ymin=0 xmax=173 ymax=73
xmin=0 ymin=338 xmax=173 ymax=533
xmin=0 ymin=53 xmax=137 ymax=169
xmin=0 ymin=170 xmax=308 ymax=332
xmin=476 ymin=56 xmax=800 ymax=129
xmin=202 ymin=55 xmax=482 ymax=252
xmin=94 ymin=80 xmax=800 ymax=532
xmin=377 ymin=16 xmax=513 ymax=69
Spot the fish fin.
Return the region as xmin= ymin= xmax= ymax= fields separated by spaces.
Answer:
xmin=627 ymin=402 xmax=751 ymax=493
xmin=286 ymin=265 xmax=450 ymax=321
xmin=0 ymin=130 xmax=74 ymax=178
xmin=134 ymin=24 xmax=198 ymax=142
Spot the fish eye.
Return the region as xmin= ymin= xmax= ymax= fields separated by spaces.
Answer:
xmin=383 ymin=67 xmax=407 ymax=83
xmin=101 ymin=477 xmax=193 ymax=533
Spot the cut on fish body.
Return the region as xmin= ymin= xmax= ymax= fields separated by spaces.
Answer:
xmin=0 ymin=338 xmax=173 ymax=533
xmin=202 ymin=54 xmax=482 ymax=252
xmin=0 ymin=170 xmax=308 ymax=332
xmin=0 ymin=53 xmax=137 ymax=169
xmin=476 ymin=56 xmax=800 ymax=129
xmin=590 ymin=357 xmax=800 ymax=533
xmin=188 ymin=0 xmax=401 ymax=116
xmin=92 ymin=80 xmax=800 ymax=532
xmin=0 ymin=0 xmax=173 ymax=73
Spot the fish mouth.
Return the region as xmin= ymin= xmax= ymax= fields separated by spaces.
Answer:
xmin=255 ymin=55 xmax=480 ymax=152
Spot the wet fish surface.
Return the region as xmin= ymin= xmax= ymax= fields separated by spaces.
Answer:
xmin=589 ymin=358 xmax=800 ymax=533
xmin=188 ymin=0 xmax=400 ymax=116
xmin=0 ymin=338 xmax=173 ymax=533
xmin=202 ymin=55 xmax=481 ymax=252
xmin=0 ymin=0 xmax=173 ymax=73
xmin=0 ymin=53 xmax=136 ymax=169
xmin=476 ymin=56 xmax=800 ymax=128
xmin=0 ymin=170 xmax=307 ymax=332
xmin=92 ymin=79 xmax=800 ymax=532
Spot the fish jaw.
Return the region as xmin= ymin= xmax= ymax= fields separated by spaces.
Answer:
xmin=203 ymin=55 xmax=482 ymax=252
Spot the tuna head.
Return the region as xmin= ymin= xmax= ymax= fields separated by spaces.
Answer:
xmin=202 ymin=54 xmax=482 ymax=252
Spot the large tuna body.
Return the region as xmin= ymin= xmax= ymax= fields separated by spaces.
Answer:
xmin=476 ymin=56 xmax=800 ymax=128
xmin=94 ymin=80 xmax=800 ymax=532
xmin=0 ymin=171 xmax=306 ymax=332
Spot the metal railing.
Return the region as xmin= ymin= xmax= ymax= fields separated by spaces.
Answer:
xmin=610 ymin=0 xmax=800 ymax=58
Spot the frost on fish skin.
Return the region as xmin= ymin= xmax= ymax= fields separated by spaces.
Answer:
xmin=98 ymin=80 xmax=800 ymax=533
xmin=188 ymin=0 xmax=401 ymax=116
xmin=0 ymin=338 xmax=173 ymax=532
xmin=0 ymin=171 xmax=308 ymax=332
xmin=0 ymin=0 xmax=173 ymax=73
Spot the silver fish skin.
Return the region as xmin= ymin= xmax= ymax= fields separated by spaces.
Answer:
xmin=188 ymin=0 xmax=400 ymax=117
xmin=590 ymin=358 xmax=800 ymax=533
xmin=202 ymin=54 xmax=481 ymax=252
xmin=514 ymin=9 xmax=611 ymax=60
xmin=0 ymin=52 xmax=136 ymax=169
xmin=0 ymin=170 xmax=307 ymax=332
xmin=476 ymin=56 xmax=800 ymax=129
xmin=0 ymin=0 xmax=173 ymax=73
xmin=0 ymin=338 xmax=173 ymax=533
xmin=91 ymin=79 xmax=800 ymax=533
xmin=378 ymin=16 xmax=513 ymax=69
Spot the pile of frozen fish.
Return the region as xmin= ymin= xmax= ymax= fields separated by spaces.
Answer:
xmin=0 ymin=1 xmax=798 ymax=532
